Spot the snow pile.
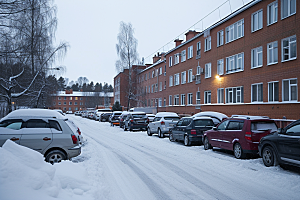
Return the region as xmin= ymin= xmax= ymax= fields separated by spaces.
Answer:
xmin=0 ymin=140 xmax=91 ymax=200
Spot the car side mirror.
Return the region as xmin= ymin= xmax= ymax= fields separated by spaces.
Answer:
xmin=213 ymin=127 xmax=217 ymax=131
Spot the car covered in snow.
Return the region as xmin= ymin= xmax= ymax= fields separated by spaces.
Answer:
xmin=192 ymin=111 xmax=228 ymax=126
xmin=0 ymin=109 xmax=82 ymax=164
xmin=147 ymin=112 xmax=180 ymax=138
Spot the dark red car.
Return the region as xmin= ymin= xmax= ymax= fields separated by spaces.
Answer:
xmin=203 ymin=115 xmax=278 ymax=159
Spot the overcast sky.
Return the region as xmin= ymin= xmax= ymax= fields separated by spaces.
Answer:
xmin=53 ymin=0 xmax=252 ymax=85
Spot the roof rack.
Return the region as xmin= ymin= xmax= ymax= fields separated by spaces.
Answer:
xmin=231 ymin=115 xmax=270 ymax=120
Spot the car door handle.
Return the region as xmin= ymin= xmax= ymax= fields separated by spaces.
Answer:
xmin=43 ymin=137 xmax=51 ymax=141
xmin=10 ymin=137 xmax=19 ymax=141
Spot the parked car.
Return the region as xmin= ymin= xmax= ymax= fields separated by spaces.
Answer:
xmin=203 ymin=115 xmax=278 ymax=159
xmin=81 ymin=110 xmax=88 ymax=118
xmin=0 ymin=109 xmax=82 ymax=164
xmin=170 ymin=117 xmax=214 ymax=146
xmin=74 ymin=111 xmax=81 ymax=116
xmin=146 ymin=114 xmax=155 ymax=123
xmin=123 ymin=112 xmax=148 ymax=131
xmin=193 ymin=111 xmax=228 ymax=126
xmin=147 ymin=112 xmax=180 ymax=138
xmin=88 ymin=111 xmax=95 ymax=119
xmin=258 ymin=119 xmax=300 ymax=168
xmin=66 ymin=110 xmax=73 ymax=114
xmin=53 ymin=109 xmax=65 ymax=116
xmin=110 ymin=111 xmax=123 ymax=126
xmin=100 ymin=112 xmax=112 ymax=122
xmin=119 ymin=111 xmax=129 ymax=128
xmin=95 ymin=108 xmax=112 ymax=121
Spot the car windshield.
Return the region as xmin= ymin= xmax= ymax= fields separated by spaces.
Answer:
xmin=194 ymin=119 xmax=214 ymax=127
xmin=251 ymin=121 xmax=277 ymax=132
xmin=164 ymin=117 xmax=180 ymax=121
xmin=132 ymin=114 xmax=146 ymax=118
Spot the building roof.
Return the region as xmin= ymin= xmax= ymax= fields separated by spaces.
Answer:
xmin=53 ymin=91 xmax=114 ymax=97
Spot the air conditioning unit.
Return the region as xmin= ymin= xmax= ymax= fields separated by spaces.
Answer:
xmin=200 ymin=67 xmax=204 ymax=74
xmin=192 ymin=75 xmax=196 ymax=80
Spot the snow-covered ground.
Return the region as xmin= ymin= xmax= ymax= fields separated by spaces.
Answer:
xmin=1 ymin=115 xmax=300 ymax=200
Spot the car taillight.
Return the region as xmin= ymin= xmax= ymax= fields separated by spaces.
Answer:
xmin=161 ymin=121 xmax=165 ymax=125
xmin=147 ymin=118 xmax=149 ymax=123
xmin=71 ymin=135 xmax=78 ymax=144
xmin=121 ymin=118 xmax=123 ymax=122
xmin=77 ymin=128 xmax=81 ymax=135
xmin=245 ymin=131 xmax=252 ymax=141
xmin=191 ymin=129 xmax=197 ymax=135
xmin=130 ymin=119 xmax=134 ymax=123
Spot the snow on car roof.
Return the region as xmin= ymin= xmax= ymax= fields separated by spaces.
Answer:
xmin=130 ymin=112 xmax=146 ymax=114
xmin=1 ymin=109 xmax=67 ymax=120
xmin=192 ymin=111 xmax=228 ymax=121
xmin=155 ymin=112 xmax=179 ymax=117
xmin=193 ymin=116 xmax=214 ymax=120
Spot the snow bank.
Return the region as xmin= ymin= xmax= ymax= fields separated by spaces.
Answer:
xmin=0 ymin=140 xmax=91 ymax=200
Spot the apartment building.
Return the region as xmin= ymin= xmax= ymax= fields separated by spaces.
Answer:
xmin=115 ymin=0 xmax=299 ymax=119
xmin=51 ymin=89 xmax=114 ymax=112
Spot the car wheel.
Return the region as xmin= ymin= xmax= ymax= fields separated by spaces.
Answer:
xmin=147 ymin=128 xmax=152 ymax=136
xmin=158 ymin=129 xmax=164 ymax=138
xmin=234 ymin=143 xmax=245 ymax=159
xmin=169 ymin=133 xmax=174 ymax=142
xmin=124 ymin=125 xmax=127 ymax=131
xmin=45 ymin=150 xmax=66 ymax=164
xmin=262 ymin=146 xmax=278 ymax=167
xmin=203 ymin=137 xmax=212 ymax=150
xmin=184 ymin=135 xmax=191 ymax=146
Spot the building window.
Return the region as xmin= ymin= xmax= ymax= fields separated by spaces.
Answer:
xmin=181 ymin=71 xmax=186 ymax=84
xmin=63 ymin=107 xmax=66 ymax=111
xmin=204 ymin=36 xmax=211 ymax=52
xmin=181 ymin=50 xmax=186 ymax=62
xmin=251 ymin=10 xmax=263 ymax=32
xmin=164 ymin=81 xmax=166 ymax=89
xmin=75 ymin=97 xmax=78 ymax=100
xmin=163 ymin=98 xmax=166 ymax=107
xmin=53 ymin=102 xmax=56 ymax=105
xmin=268 ymin=81 xmax=279 ymax=102
xmin=181 ymin=94 xmax=186 ymax=105
xmin=69 ymin=107 xmax=72 ymax=111
xmin=251 ymin=83 xmax=263 ymax=102
xmin=80 ymin=97 xmax=83 ymax=100
xmin=169 ymin=95 xmax=172 ymax=106
xmin=267 ymin=41 xmax=278 ymax=65
xmin=174 ymin=95 xmax=179 ymax=105
xmin=63 ymin=102 xmax=66 ymax=105
xmin=226 ymin=52 xmax=244 ymax=74
xmin=188 ymin=93 xmax=193 ymax=105
xmin=64 ymin=97 xmax=67 ymax=100
xmin=282 ymin=78 xmax=297 ymax=101
xmin=158 ymin=98 xmax=162 ymax=107
xmin=80 ymin=102 xmax=83 ymax=105
xmin=169 ymin=56 xmax=172 ymax=67
xmin=159 ymin=67 xmax=162 ymax=75
xmin=196 ymin=41 xmax=201 ymax=58
xmin=268 ymin=1 xmax=278 ymax=25
xmin=174 ymin=73 xmax=180 ymax=86
xmin=196 ymin=91 xmax=200 ymax=104
xmin=69 ymin=102 xmax=72 ymax=105
xmin=204 ymin=91 xmax=211 ymax=104
xmin=205 ymin=63 xmax=211 ymax=78
xmin=149 ymin=86 xmax=150 ymax=93
xmin=251 ymin=46 xmax=263 ymax=69
xmin=188 ymin=46 xmax=193 ymax=59
xmin=58 ymin=102 xmax=61 ymax=105
xmin=152 ymin=71 xmax=155 ymax=78
xmin=282 ymin=35 xmax=297 ymax=62
xmin=75 ymin=107 xmax=78 ymax=111
xmin=217 ymin=30 xmax=224 ymax=47
xmin=159 ymin=82 xmax=162 ymax=91
xmin=226 ymin=19 xmax=244 ymax=43
xmin=174 ymin=53 xmax=180 ymax=65
xmin=281 ymin=0 xmax=296 ymax=19
xmin=217 ymin=59 xmax=224 ymax=75
xmin=217 ymin=88 xmax=224 ymax=103
xmin=225 ymin=86 xmax=244 ymax=103
xmin=74 ymin=102 xmax=78 ymax=105
xmin=188 ymin=69 xmax=193 ymax=83
xmin=58 ymin=97 xmax=61 ymax=100
xmin=151 ymin=84 xmax=154 ymax=93
xmin=169 ymin=76 xmax=173 ymax=87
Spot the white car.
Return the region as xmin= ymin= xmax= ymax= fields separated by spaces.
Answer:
xmin=147 ymin=112 xmax=180 ymax=138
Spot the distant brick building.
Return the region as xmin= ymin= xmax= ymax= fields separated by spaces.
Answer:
xmin=114 ymin=0 xmax=300 ymax=120
xmin=51 ymin=89 xmax=114 ymax=112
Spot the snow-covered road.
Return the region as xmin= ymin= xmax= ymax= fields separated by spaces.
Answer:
xmin=71 ymin=115 xmax=300 ymax=200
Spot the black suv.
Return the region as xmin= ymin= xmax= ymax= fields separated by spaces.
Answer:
xmin=123 ymin=112 xmax=147 ymax=131
xmin=170 ymin=117 xmax=214 ymax=146
xmin=258 ymin=119 xmax=300 ymax=167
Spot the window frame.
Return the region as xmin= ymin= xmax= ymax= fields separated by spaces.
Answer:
xmin=217 ymin=59 xmax=224 ymax=75
xmin=188 ymin=46 xmax=193 ymax=59
xmin=169 ymin=76 xmax=173 ymax=87
xmin=181 ymin=71 xmax=186 ymax=84
xmin=267 ymin=1 xmax=278 ymax=26
xmin=205 ymin=63 xmax=211 ymax=78
xmin=188 ymin=69 xmax=193 ymax=83
xmin=196 ymin=41 xmax=201 ymax=58
xmin=268 ymin=81 xmax=279 ymax=102
xmin=217 ymin=30 xmax=224 ymax=47
xmin=187 ymin=93 xmax=193 ymax=105
xmin=281 ymin=35 xmax=297 ymax=62
xmin=282 ymin=78 xmax=298 ymax=102
xmin=181 ymin=94 xmax=186 ymax=105
xmin=204 ymin=91 xmax=211 ymax=104
xmin=196 ymin=91 xmax=201 ymax=104
xmin=217 ymin=88 xmax=224 ymax=103
xmin=174 ymin=73 xmax=180 ymax=86
xmin=204 ymin=36 xmax=211 ymax=52
xmin=169 ymin=95 xmax=172 ymax=106
xmin=251 ymin=9 xmax=263 ymax=32
xmin=281 ymin=0 xmax=296 ymax=20
xmin=181 ymin=50 xmax=186 ymax=62
xmin=225 ymin=19 xmax=244 ymax=43
xmin=169 ymin=56 xmax=173 ymax=67
xmin=251 ymin=83 xmax=264 ymax=103
xmin=225 ymin=86 xmax=244 ymax=104
xmin=174 ymin=95 xmax=179 ymax=106
xmin=251 ymin=46 xmax=263 ymax=69
xmin=226 ymin=52 xmax=244 ymax=74
xmin=267 ymin=41 xmax=278 ymax=65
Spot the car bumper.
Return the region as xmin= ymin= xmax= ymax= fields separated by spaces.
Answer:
xmin=189 ymin=135 xmax=203 ymax=143
xmin=130 ymin=124 xmax=147 ymax=129
xmin=67 ymin=145 xmax=81 ymax=159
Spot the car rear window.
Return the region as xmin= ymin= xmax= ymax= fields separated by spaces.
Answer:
xmin=251 ymin=121 xmax=277 ymax=132
xmin=194 ymin=119 xmax=214 ymax=127
xmin=164 ymin=117 xmax=180 ymax=121
xmin=132 ymin=114 xmax=146 ymax=118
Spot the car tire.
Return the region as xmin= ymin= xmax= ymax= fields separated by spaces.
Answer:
xmin=234 ymin=143 xmax=245 ymax=159
xmin=158 ymin=129 xmax=164 ymax=138
xmin=203 ymin=137 xmax=212 ymax=150
xmin=169 ymin=133 xmax=174 ymax=142
xmin=262 ymin=146 xmax=278 ymax=167
xmin=124 ymin=125 xmax=127 ymax=131
xmin=45 ymin=150 xmax=66 ymax=164
xmin=147 ymin=128 xmax=152 ymax=136
xmin=184 ymin=135 xmax=191 ymax=146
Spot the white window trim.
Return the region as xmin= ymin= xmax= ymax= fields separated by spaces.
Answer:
xmin=181 ymin=50 xmax=186 ymax=62
xmin=196 ymin=41 xmax=201 ymax=58
xmin=225 ymin=86 xmax=244 ymax=104
xmin=204 ymin=91 xmax=211 ymax=104
xmin=188 ymin=46 xmax=193 ymax=59
xmin=205 ymin=63 xmax=211 ymax=78
xmin=267 ymin=1 xmax=278 ymax=26
xmin=217 ymin=88 xmax=224 ymax=104
xmin=267 ymin=41 xmax=278 ymax=65
xmin=181 ymin=71 xmax=186 ymax=84
xmin=217 ymin=30 xmax=224 ymax=47
xmin=281 ymin=0 xmax=297 ymax=20
xmin=251 ymin=46 xmax=263 ymax=69
xmin=204 ymin=36 xmax=211 ymax=52
xmin=282 ymin=78 xmax=298 ymax=102
xmin=174 ymin=53 xmax=180 ymax=65
xmin=281 ymin=35 xmax=297 ymax=62
xmin=175 ymin=73 xmax=180 ymax=86
xmin=169 ymin=95 xmax=172 ymax=106
xmin=196 ymin=91 xmax=201 ymax=105
xmin=174 ymin=94 xmax=179 ymax=106
xmin=268 ymin=81 xmax=279 ymax=102
xmin=188 ymin=69 xmax=193 ymax=83
xmin=217 ymin=59 xmax=224 ymax=75
xmin=181 ymin=94 xmax=186 ymax=105
xmin=225 ymin=19 xmax=244 ymax=44
xmin=169 ymin=56 xmax=173 ymax=67
xmin=251 ymin=82 xmax=264 ymax=103
xmin=187 ymin=93 xmax=193 ymax=105
xmin=169 ymin=76 xmax=173 ymax=87
xmin=226 ymin=52 xmax=244 ymax=74
xmin=251 ymin=9 xmax=263 ymax=33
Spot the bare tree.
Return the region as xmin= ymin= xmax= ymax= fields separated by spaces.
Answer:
xmin=115 ymin=21 xmax=139 ymax=110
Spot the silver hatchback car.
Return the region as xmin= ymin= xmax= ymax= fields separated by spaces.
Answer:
xmin=0 ymin=109 xmax=82 ymax=164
